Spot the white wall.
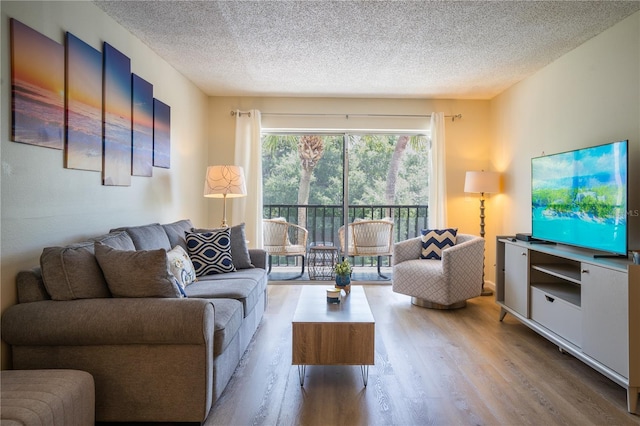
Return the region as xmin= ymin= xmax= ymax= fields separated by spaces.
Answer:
xmin=491 ymin=12 xmax=640 ymax=243
xmin=0 ymin=1 xmax=209 ymax=367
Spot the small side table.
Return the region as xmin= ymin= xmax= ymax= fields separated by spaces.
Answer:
xmin=308 ymin=246 xmax=338 ymax=280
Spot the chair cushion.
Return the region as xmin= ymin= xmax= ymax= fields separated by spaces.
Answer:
xmin=94 ymin=243 xmax=183 ymax=298
xmin=420 ymin=228 xmax=458 ymax=260
xmin=186 ymin=229 xmax=236 ymax=276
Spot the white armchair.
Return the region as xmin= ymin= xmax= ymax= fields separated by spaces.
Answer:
xmin=392 ymin=234 xmax=485 ymax=309
xmin=263 ymin=219 xmax=308 ymax=279
xmin=339 ymin=219 xmax=394 ymax=279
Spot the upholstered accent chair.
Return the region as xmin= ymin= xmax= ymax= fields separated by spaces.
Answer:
xmin=339 ymin=219 xmax=394 ymax=279
xmin=263 ymin=219 xmax=308 ymax=279
xmin=392 ymin=233 xmax=485 ymax=309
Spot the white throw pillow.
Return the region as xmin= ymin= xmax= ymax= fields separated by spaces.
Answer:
xmin=167 ymin=245 xmax=197 ymax=289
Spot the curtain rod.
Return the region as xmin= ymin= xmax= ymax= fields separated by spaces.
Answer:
xmin=230 ymin=111 xmax=462 ymax=121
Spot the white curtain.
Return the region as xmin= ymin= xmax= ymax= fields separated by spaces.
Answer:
xmin=232 ymin=110 xmax=263 ymax=248
xmin=428 ymin=112 xmax=447 ymax=228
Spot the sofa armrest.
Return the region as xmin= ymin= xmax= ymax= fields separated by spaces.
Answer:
xmin=249 ymin=249 xmax=267 ymax=269
xmin=393 ymin=237 xmax=422 ymax=265
xmin=1 ymin=298 xmax=214 ymax=347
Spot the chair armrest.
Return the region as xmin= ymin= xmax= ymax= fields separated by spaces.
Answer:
xmin=249 ymin=249 xmax=267 ymax=269
xmin=393 ymin=237 xmax=423 ymax=265
xmin=1 ymin=298 xmax=214 ymax=346
xmin=288 ymin=223 xmax=308 ymax=247
xmin=441 ymin=235 xmax=485 ymax=278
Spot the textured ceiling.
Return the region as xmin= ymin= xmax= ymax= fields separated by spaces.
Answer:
xmin=93 ymin=1 xmax=640 ymax=99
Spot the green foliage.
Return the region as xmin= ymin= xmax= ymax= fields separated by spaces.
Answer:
xmin=262 ymin=133 xmax=429 ymax=206
xmin=334 ymin=259 xmax=352 ymax=276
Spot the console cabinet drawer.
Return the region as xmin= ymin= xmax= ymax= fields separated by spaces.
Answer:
xmin=531 ymin=286 xmax=581 ymax=347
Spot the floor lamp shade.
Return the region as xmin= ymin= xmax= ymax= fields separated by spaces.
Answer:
xmin=464 ymin=171 xmax=501 ymax=195
xmin=204 ymin=165 xmax=247 ymax=227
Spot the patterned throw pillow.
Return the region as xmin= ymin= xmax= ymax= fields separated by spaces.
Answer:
xmin=420 ymin=228 xmax=458 ymax=260
xmin=167 ymin=245 xmax=197 ymax=289
xmin=185 ymin=229 xmax=236 ymax=276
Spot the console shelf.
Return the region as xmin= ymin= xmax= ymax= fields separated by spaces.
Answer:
xmin=531 ymin=263 xmax=581 ymax=284
xmin=496 ymin=237 xmax=640 ymax=414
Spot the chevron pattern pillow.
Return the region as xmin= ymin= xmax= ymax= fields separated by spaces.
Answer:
xmin=186 ymin=229 xmax=236 ymax=276
xmin=420 ymin=228 xmax=458 ymax=260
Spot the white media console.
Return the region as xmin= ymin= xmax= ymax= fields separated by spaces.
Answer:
xmin=495 ymin=237 xmax=639 ymax=413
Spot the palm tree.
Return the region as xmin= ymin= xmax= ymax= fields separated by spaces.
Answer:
xmin=262 ymin=134 xmax=325 ymax=228
xmin=297 ymin=135 xmax=325 ymax=227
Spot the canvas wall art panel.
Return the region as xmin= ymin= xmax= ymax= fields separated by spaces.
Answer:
xmin=132 ymin=74 xmax=154 ymax=177
xmin=153 ymin=99 xmax=171 ymax=169
xmin=103 ymin=42 xmax=132 ymax=186
xmin=10 ymin=18 xmax=64 ymax=149
xmin=65 ymin=32 xmax=102 ymax=171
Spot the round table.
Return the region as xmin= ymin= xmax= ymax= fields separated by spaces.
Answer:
xmin=307 ymin=245 xmax=338 ymax=280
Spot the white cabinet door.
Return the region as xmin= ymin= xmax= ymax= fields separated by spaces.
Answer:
xmin=504 ymin=243 xmax=529 ymax=317
xmin=581 ymin=263 xmax=628 ymax=378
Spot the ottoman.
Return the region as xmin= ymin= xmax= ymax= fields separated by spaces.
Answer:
xmin=1 ymin=369 xmax=95 ymax=426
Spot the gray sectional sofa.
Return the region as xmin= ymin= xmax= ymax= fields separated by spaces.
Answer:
xmin=1 ymin=219 xmax=268 ymax=423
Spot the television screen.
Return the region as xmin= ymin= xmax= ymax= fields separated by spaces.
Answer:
xmin=531 ymin=140 xmax=628 ymax=255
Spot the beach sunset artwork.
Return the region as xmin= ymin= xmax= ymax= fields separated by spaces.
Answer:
xmin=65 ymin=32 xmax=102 ymax=171
xmin=103 ymin=42 xmax=132 ymax=186
xmin=153 ymin=99 xmax=171 ymax=169
xmin=132 ymin=74 xmax=154 ymax=177
xmin=10 ymin=19 xmax=64 ymax=149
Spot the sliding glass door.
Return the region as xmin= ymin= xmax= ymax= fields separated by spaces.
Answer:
xmin=262 ymin=132 xmax=429 ymax=267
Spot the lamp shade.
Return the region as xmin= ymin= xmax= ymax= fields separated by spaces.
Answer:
xmin=204 ymin=165 xmax=247 ymax=198
xmin=464 ymin=171 xmax=501 ymax=194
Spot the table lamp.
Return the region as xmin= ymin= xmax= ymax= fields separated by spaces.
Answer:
xmin=204 ymin=165 xmax=247 ymax=227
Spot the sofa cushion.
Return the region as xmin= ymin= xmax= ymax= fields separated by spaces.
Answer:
xmin=94 ymin=243 xmax=183 ymax=298
xmin=186 ymin=229 xmax=236 ymax=276
xmin=163 ymin=219 xmax=193 ymax=251
xmin=420 ymin=228 xmax=458 ymax=260
xmin=193 ymin=223 xmax=253 ymax=270
xmin=209 ymin=298 xmax=244 ymax=356
xmin=39 ymin=231 xmax=136 ymax=301
xmin=184 ymin=269 xmax=266 ymax=317
xmin=112 ymin=223 xmax=172 ymax=251
xmin=167 ymin=245 xmax=197 ymax=289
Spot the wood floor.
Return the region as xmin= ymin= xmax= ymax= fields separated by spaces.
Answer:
xmin=203 ymin=284 xmax=640 ymax=426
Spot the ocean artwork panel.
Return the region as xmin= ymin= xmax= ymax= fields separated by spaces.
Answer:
xmin=132 ymin=74 xmax=154 ymax=177
xmin=153 ymin=98 xmax=171 ymax=169
xmin=103 ymin=42 xmax=132 ymax=186
xmin=10 ymin=19 xmax=64 ymax=149
xmin=65 ymin=32 xmax=102 ymax=171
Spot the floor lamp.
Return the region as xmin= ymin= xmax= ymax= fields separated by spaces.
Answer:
xmin=464 ymin=170 xmax=501 ymax=296
xmin=204 ymin=165 xmax=247 ymax=227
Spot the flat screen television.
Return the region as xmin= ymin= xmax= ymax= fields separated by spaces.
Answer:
xmin=531 ymin=140 xmax=628 ymax=256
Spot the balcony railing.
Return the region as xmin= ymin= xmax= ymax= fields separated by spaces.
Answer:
xmin=264 ymin=204 xmax=428 ymax=267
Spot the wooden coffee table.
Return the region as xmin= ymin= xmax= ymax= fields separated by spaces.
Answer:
xmin=292 ymin=285 xmax=375 ymax=386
